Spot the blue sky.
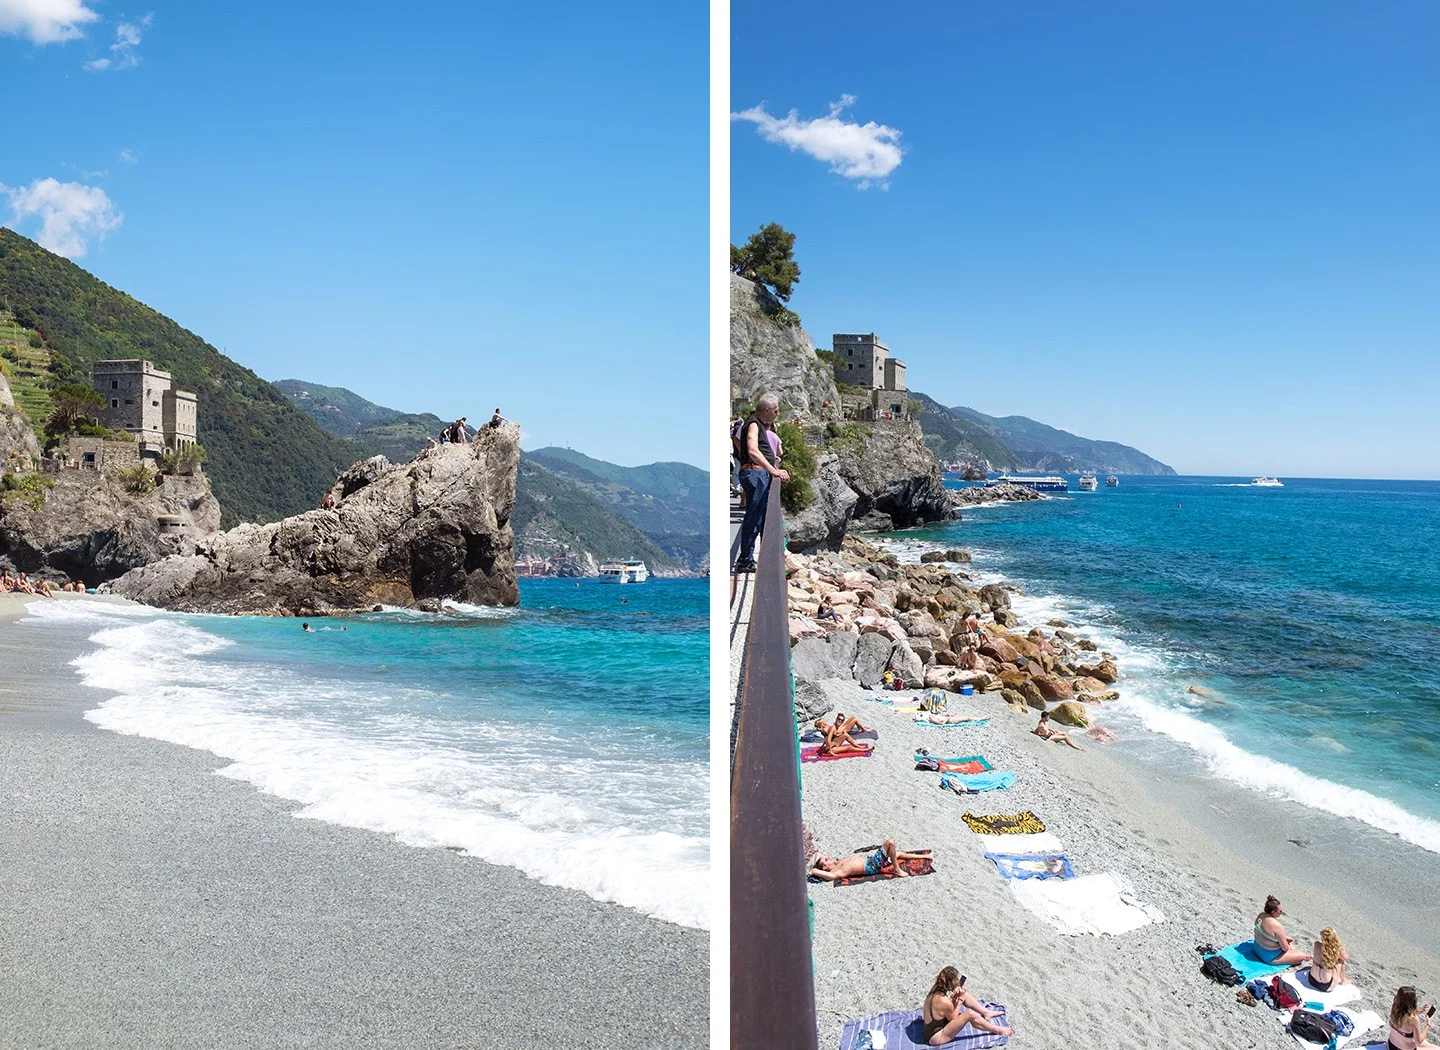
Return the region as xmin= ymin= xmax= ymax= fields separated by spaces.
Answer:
xmin=2 ymin=0 xmax=706 ymax=467
xmin=732 ymin=2 xmax=1440 ymax=479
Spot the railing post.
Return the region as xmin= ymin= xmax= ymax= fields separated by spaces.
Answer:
xmin=730 ymin=481 xmax=819 ymax=1049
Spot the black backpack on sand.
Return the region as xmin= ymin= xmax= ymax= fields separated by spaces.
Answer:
xmin=1200 ymin=955 xmax=1242 ymax=986
xmin=1289 ymin=1009 xmax=1338 ymax=1044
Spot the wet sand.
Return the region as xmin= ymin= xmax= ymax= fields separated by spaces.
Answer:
xmin=0 ymin=597 xmax=708 ymax=1049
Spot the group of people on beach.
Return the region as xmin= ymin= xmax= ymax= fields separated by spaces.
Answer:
xmin=0 ymin=571 xmax=86 ymax=597
xmin=1251 ymin=894 xmax=1433 ymax=1048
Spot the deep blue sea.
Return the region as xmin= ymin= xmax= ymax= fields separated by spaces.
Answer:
xmin=23 ymin=578 xmax=708 ymax=928
xmin=889 ymin=475 xmax=1440 ymax=854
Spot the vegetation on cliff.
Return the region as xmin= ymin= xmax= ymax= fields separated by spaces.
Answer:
xmin=0 ymin=230 xmax=365 ymax=526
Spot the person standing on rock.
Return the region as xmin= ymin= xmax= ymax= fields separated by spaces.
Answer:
xmin=732 ymin=393 xmax=788 ymax=574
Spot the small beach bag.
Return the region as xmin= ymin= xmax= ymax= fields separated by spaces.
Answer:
xmin=1289 ymin=1009 xmax=1337 ymax=1045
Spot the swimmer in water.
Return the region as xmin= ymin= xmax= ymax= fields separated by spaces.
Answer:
xmin=302 ymin=622 xmax=314 ymax=632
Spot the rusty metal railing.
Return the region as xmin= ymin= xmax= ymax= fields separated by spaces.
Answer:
xmin=730 ymin=480 xmax=818 ymax=1049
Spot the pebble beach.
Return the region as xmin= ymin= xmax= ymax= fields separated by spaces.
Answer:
xmin=786 ymin=535 xmax=1440 ymax=1050
xmin=0 ymin=593 xmax=708 ymax=1050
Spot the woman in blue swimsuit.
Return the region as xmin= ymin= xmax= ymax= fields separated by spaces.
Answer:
xmin=1253 ymin=895 xmax=1312 ymax=966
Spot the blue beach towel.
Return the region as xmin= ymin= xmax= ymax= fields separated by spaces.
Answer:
xmin=914 ymin=718 xmax=990 ymax=728
xmin=940 ymin=771 xmax=1016 ymax=793
xmin=983 ymin=852 xmax=1074 ymax=880
xmin=1208 ymin=941 xmax=1293 ymax=982
xmin=838 ymin=1003 xmax=1010 ymax=1050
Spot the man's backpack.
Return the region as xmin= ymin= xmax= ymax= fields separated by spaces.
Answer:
xmin=729 ymin=419 xmax=745 ymax=460
xmin=1288 ymin=1009 xmax=1338 ymax=1045
xmin=1200 ymin=954 xmax=1242 ymax=986
xmin=1270 ymin=975 xmax=1302 ymax=1010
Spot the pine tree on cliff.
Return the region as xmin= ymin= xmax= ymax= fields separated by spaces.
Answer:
xmin=730 ymin=222 xmax=801 ymax=302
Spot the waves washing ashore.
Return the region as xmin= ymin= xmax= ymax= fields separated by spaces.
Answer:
xmin=24 ymin=587 xmax=709 ymax=930
xmin=879 ymin=530 xmax=1440 ymax=857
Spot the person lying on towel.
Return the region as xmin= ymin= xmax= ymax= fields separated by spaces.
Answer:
xmin=1252 ymin=894 xmax=1312 ymax=966
xmin=812 ymin=715 xmax=872 ymax=756
xmin=808 ymin=839 xmax=925 ymax=881
xmin=1032 ymin=710 xmax=1083 ymax=750
xmin=917 ymin=711 xmax=981 ymax=725
xmin=921 ymin=966 xmax=1013 ymax=1044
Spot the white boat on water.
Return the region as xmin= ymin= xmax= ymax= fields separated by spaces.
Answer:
xmin=1105 ymin=475 xmax=1119 ymax=487
xmin=598 ymin=560 xmax=649 ymax=583
xmin=1078 ymin=473 xmax=1098 ymax=491
xmin=986 ymin=474 xmax=1069 ymax=492
xmin=1251 ymin=477 xmax=1284 ymax=487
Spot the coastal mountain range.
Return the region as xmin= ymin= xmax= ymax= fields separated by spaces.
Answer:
xmin=0 ymin=230 xmax=705 ymax=574
xmin=909 ymin=392 xmax=1175 ymax=475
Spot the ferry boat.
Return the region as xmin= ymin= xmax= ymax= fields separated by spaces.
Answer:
xmin=1105 ymin=475 xmax=1119 ymax=487
xmin=1078 ymin=473 xmax=1098 ymax=491
xmin=985 ymin=474 xmax=1069 ymax=493
xmin=1250 ymin=477 xmax=1284 ymax=487
xmin=598 ymin=560 xmax=649 ymax=583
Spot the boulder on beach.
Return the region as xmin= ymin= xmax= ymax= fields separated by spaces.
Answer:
xmin=110 ymin=428 xmax=520 ymax=614
xmin=854 ymin=631 xmax=895 ymax=689
xmin=888 ymin=641 xmax=925 ymax=686
xmin=1073 ymin=676 xmax=1108 ymax=696
xmin=980 ymin=634 xmax=1021 ymax=664
xmin=1080 ymin=659 xmax=1119 ymax=684
xmin=1050 ymin=700 xmax=1091 ymax=728
xmin=1032 ymin=673 xmax=1074 ymax=703
xmin=923 ymin=666 xmax=991 ymax=693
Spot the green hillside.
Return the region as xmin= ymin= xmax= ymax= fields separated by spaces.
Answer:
xmin=908 ymin=391 xmax=1022 ymax=469
xmin=525 ymin=446 xmax=707 ymax=536
xmin=948 ymin=404 xmax=1176 ymax=475
xmin=0 ymin=230 xmax=366 ymax=525
xmin=513 ymin=459 xmax=680 ymax=570
xmin=274 ymin=379 xmax=449 ymax=462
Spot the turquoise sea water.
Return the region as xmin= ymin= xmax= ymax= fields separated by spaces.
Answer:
xmin=890 ymin=476 xmax=1440 ymax=854
xmin=23 ymin=578 xmax=708 ymax=927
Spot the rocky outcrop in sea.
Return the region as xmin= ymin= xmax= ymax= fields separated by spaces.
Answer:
xmin=785 ymin=535 xmax=1119 ymax=725
xmin=110 ymin=425 xmax=520 ymax=614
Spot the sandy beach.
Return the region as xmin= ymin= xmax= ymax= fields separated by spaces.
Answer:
xmin=788 ymin=540 xmax=1440 ymax=1050
xmin=0 ymin=594 xmax=708 ymax=1050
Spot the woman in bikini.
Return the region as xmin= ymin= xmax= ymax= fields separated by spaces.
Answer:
xmin=921 ymin=966 xmax=1012 ymax=1045
xmin=1252 ymin=895 xmax=1311 ymax=966
xmin=1388 ymin=986 xmax=1434 ymax=1050
xmin=810 ymin=716 xmax=871 ymax=756
xmin=1307 ymin=927 xmax=1350 ymax=991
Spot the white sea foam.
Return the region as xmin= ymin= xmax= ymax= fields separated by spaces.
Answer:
xmin=892 ymin=535 xmax=1440 ymax=856
xmin=31 ymin=602 xmax=708 ymax=928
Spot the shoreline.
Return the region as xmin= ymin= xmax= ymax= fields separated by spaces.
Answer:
xmin=790 ymin=534 xmax=1438 ymax=1049
xmin=0 ymin=599 xmax=708 ymax=1049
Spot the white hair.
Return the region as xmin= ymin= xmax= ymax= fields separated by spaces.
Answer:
xmin=756 ymin=393 xmax=779 ymax=413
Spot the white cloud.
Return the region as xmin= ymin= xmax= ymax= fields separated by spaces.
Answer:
xmin=0 ymin=0 xmax=98 ymax=43
xmin=84 ymin=12 xmax=150 ymax=71
xmin=118 ymin=147 xmax=138 ymax=164
xmin=2 ymin=177 xmax=122 ymax=258
xmin=732 ymin=95 xmax=904 ymax=188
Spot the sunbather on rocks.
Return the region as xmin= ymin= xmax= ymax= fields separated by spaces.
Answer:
xmin=1033 ymin=710 xmax=1083 ymax=750
xmin=1252 ymin=895 xmax=1311 ymax=966
xmin=922 ymin=966 xmax=1013 ymax=1044
xmin=807 ymin=839 xmax=924 ymax=881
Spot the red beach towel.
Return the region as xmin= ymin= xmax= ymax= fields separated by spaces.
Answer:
xmin=800 ymin=745 xmax=873 ymax=763
xmin=832 ymin=851 xmax=935 ymax=886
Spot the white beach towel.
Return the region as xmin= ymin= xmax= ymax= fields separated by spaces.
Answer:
xmin=1287 ymin=1008 xmax=1384 ymax=1050
xmin=1008 ymin=872 xmax=1164 ymax=937
xmin=976 ymin=831 xmax=1063 ymax=854
xmin=1280 ymin=971 xmax=1364 ymax=1012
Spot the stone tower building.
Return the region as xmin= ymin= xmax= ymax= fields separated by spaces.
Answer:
xmin=831 ymin=333 xmax=908 ymax=420
xmin=92 ymin=360 xmax=198 ymax=460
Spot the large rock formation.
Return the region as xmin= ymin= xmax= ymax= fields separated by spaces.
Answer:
xmin=832 ymin=419 xmax=952 ymax=530
xmin=729 ymin=275 xmax=840 ymax=422
xmin=0 ymin=469 xmax=220 ymax=583
xmin=110 ymin=425 xmax=521 ymax=613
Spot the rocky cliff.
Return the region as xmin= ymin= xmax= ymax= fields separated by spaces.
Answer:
xmin=109 ymin=425 xmax=520 ymax=614
xmin=729 ymin=275 xmax=840 ymax=421
xmin=0 ymin=469 xmax=220 ymax=583
xmin=730 ymin=273 xmax=952 ymax=551
xmin=0 ymin=370 xmax=40 ymax=467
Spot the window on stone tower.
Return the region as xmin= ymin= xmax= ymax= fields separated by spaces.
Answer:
xmin=111 ymin=380 xmax=118 ymax=389
xmin=111 ymin=399 xmax=118 ymax=409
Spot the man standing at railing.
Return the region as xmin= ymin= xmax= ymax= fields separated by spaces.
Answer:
xmin=732 ymin=392 xmax=789 ymax=573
